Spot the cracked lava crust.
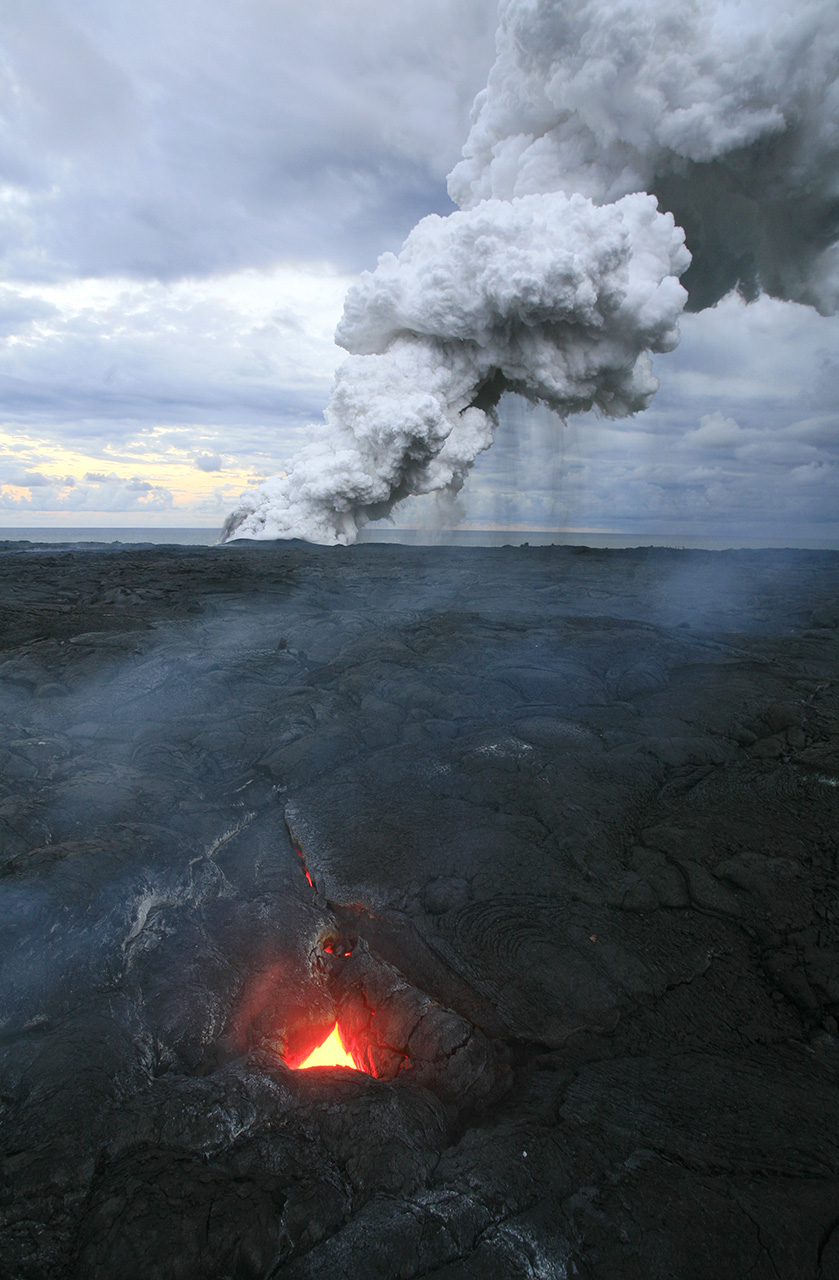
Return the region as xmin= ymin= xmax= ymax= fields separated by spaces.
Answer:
xmin=1 ymin=540 xmax=838 ymax=1279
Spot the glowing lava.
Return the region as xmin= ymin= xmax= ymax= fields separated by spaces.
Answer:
xmin=297 ymin=1024 xmax=357 ymax=1070
xmin=294 ymin=847 xmax=315 ymax=889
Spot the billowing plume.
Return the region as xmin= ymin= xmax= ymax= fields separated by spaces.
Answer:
xmin=224 ymin=191 xmax=688 ymax=543
xmin=223 ymin=0 xmax=839 ymax=544
xmin=449 ymin=0 xmax=839 ymax=314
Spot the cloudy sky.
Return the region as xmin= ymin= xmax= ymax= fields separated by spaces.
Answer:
xmin=1 ymin=0 xmax=837 ymax=541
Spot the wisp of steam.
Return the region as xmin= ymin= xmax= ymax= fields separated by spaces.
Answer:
xmin=222 ymin=0 xmax=839 ymax=546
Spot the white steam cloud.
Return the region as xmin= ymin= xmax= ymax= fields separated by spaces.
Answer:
xmin=450 ymin=0 xmax=839 ymax=315
xmin=223 ymin=0 xmax=839 ymax=546
xmin=224 ymin=192 xmax=688 ymax=543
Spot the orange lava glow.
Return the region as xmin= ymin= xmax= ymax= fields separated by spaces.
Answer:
xmin=294 ymin=847 xmax=315 ymax=889
xmin=297 ymin=1024 xmax=357 ymax=1070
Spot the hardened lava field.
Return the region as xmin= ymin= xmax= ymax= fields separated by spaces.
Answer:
xmin=1 ymin=539 xmax=838 ymax=1280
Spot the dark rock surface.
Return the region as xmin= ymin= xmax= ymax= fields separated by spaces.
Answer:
xmin=0 ymin=538 xmax=838 ymax=1278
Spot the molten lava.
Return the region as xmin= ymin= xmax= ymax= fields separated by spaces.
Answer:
xmin=294 ymin=847 xmax=315 ymax=889
xmin=297 ymin=1024 xmax=357 ymax=1070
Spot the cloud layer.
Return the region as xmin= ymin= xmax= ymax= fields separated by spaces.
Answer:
xmin=0 ymin=0 xmax=496 ymax=279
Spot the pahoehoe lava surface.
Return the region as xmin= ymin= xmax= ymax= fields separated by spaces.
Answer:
xmin=1 ymin=539 xmax=838 ymax=1279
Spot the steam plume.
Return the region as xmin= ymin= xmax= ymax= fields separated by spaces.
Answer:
xmin=223 ymin=0 xmax=839 ymax=545
xmin=449 ymin=0 xmax=839 ymax=315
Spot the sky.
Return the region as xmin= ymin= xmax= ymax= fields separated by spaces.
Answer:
xmin=1 ymin=0 xmax=837 ymax=540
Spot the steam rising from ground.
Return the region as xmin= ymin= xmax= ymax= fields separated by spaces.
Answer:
xmin=223 ymin=0 xmax=839 ymax=545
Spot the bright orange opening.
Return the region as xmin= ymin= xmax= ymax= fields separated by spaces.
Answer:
xmin=297 ymin=1023 xmax=357 ymax=1070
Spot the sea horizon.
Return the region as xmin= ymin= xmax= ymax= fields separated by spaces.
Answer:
xmin=1 ymin=525 xmax=839 ymax=552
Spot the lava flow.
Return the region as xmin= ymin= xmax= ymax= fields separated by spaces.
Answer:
xmin=296 ymin=1023 xmax=357 ymax=1070
xmin=294 ymin=846 xmax=314 ymax=889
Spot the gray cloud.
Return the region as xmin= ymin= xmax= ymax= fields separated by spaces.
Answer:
xmin=0 ymin=0 xmax=497 ymax=280
xmin=0 ymin=289 xmax=58 ymax=337
xmin=0 ymin=276 xmax=342 ymax=465
xmin=195 ymin=454 xmax=222 ymax=472
xmin=5 ymin=471 xmax=53 ymax=487
xmin=1 ymin=470 xmax=174 ymax=512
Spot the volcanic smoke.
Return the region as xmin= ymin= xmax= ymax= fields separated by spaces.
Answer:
xmin=222 ymin=0 xmax=839 ymax=546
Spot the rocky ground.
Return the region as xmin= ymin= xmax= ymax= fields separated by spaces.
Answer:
xmin=0 ymin=538 xmax=838 ymax=1279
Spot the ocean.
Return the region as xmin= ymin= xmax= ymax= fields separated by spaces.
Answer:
xmin=2 ymin=526 xmax=839 ymax=550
